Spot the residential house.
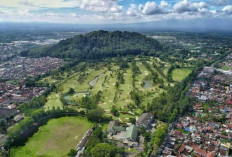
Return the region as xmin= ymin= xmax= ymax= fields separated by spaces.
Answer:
xmin=126 ymin=125 xmax=138 ymax=142
xmin=136 ymin=112 xmax=154 ymax=128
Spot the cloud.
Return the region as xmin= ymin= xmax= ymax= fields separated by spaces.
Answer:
xmin=0 ymin=0 xmax=232 ymax=24
xmin=174 ymin=0 xmax=208 ymax=13
xmin=80 ymin=0 xmax=123 ymax=13
xmin=210 ymin=0 xmax=232 ymax=6
xmin=127 ymin=4 xmax=141 ymax=17
xmin=127 ymin=1 xmax=169 ymax=17
xmin=0 ymin=0 xmax=124 ymax=16
xmin=0 ymin=0 xmax=80 ymax=9
xmin=142 ymin=2 xmax=167 ymax=15
xmin=160 ymin=1 xmax=170 ymax=8
xmin=0 ymin=9 xmax=83 ymax=23
xmin=223 ymin=5 xmax=232 ymax=14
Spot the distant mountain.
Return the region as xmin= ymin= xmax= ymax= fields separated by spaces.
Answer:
xmin=20 ymin=30 xmax=162 ymax=59
xmin=2 ymin=18 xmax=232 ymax=33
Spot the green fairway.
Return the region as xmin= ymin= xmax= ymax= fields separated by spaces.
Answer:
xmin=10 ymin=117 xmax=92 ymax=157
xmin=91 ymin=63 xmax=119 ymax=111
xmin=172 ymin=68 xmax=192 ymax=81
xmin=119 ymin=113 xmax=135 ymax=123
xmin=116 ymin=64 xmax=134 ymax=108
xmin=45 ymin=92 xmax=63 ymax=110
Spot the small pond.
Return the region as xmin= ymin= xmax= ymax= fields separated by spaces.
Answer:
xmin=143 ymin=80 xmax=153 ymax=89
xmin=88 ymin=73 xmax=104 ymax=87
xmin=64 ymin=92 xmax=90 ymax=104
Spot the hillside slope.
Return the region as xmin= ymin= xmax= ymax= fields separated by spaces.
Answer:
xmin=20 ymin=30 xmax=162 ymax=59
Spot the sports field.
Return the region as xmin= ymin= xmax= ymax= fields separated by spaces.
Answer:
xmin=10 ymin=117 xmax=92 ymax=157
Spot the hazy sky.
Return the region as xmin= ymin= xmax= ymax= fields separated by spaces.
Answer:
xmin=0 ymin=0 xmax=232 ymax=24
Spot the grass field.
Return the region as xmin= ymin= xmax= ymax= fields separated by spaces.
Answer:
xmin=10 ymin=117 xmax=92 ymax=157
xmin=119 ymin=113 xmax=135 ymax=123
xmin=221 ymin=65 xmax=230 ymax=71
xmin=172 ymin=68 xmax=192 ymax=82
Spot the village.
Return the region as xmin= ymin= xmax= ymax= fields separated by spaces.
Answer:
xmin=0 ymin=56 xmax=64 ymax=80
xmin=158 ymin=54 xmax=232 ymax=156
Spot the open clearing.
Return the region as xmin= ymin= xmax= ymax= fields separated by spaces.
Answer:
xmin=172 ymin=68 xmax=192 ymax=82
xmin=10 ymin=117 xmax=92 ymax=157
xmin=221 ymin=65 xmax=230 ymax=71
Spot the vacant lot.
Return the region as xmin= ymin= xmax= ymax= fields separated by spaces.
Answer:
xmin=10 ymin=117 xmax=92 ymax=157
xmin=172 ymin=68 xmax=192 ymax=81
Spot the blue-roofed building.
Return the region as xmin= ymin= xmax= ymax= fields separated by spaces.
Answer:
xmin=184 ymin=127 xmax=191 ymax=132
xmin=224 ymin=107 xmax=229 ymax=113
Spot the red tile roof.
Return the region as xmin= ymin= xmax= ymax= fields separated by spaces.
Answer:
xmin=206 ymin=152 xmax=214 ymax=157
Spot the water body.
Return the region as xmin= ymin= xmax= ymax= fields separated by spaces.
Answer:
xmin=64 ymin=92 xmax=90 ymax=104
xmin=143 ymin=80 xmax=153 ymax=89
xmin=88 ymin=73 xmax=104 ymax=87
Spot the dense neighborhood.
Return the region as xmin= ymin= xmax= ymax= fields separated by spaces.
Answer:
xmin=159 ymin=54 xmax=232 ymax=156
xmin=0 ymin=56 xmax=64 ymax=79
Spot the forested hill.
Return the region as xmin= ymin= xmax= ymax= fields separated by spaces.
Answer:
xmin=20 ymin=30 xmax=162 ymax=59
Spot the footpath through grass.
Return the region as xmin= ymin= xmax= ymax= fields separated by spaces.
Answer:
xmin=10 ymin=117 xmax=92 ymax=157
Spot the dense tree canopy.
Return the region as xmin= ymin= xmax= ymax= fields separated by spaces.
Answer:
xmin=90 ymin=143 xmax=117 ymax=157
xmin=20 ymin=30 xmax=162 ymax=59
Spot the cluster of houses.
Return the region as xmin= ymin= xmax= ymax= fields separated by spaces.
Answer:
xmin=220 ymin=54 xmax=232 ymax=70
xmin=159 ymin=111 xmax=232 ymax=156
xmin=0 ymin=56 xmax=63 ymax=79
xmin=216 ymin=54 xmax=232 ymax=76
xmin=189 ymin=66 xmax=232 ymax=103
xmin=106 ymin=113 xmax=154 ymax=150
xmin=0 ymin=82 xmax=46 ymax=109
xmin=0 ymin=82 xmax=47 ymax=149
xmin=0 ymin=43 xmax=22 ymax=62
xmin=159 ymin=64 xmax=232 ymax=156
xmin=159 ymin=104 xmax=232 ymax=157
